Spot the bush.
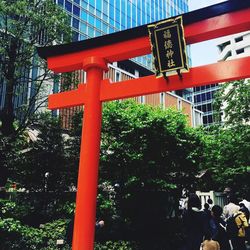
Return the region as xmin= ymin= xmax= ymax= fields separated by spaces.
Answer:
xmin=95 ymin=240 xmax=138 ymax=250
xmin=0 ymin=217 xmax=69 ymax=250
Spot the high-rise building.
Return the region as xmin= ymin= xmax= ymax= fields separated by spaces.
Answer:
xmin=56 ymin=0 xmax=189 ymax=68
xmin=193 ymin=30 xmax=250 ymax=126
xmin=193 ymin=83 xmax=220 ymax=126
xmin=216 ymin=31 xmax=250 ymax=123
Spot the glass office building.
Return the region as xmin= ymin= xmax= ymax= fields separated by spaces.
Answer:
xmin=56 ymin=0 xmax=189 ymax=69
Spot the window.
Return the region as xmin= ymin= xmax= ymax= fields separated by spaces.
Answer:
xmin=72 ymin=31 xmax=79 ymax=41
xmin=88 ymin=14 xmax=94 ymax=25
xmin=65 ymin=0 xmax=72 ymax=12
xmin=73 ymin=5 xmax=80 ymax=16
xmin=115 ymin=71 xmax=121 ymax=82
xmin=72 ymin=18 xmax=79 ymax=29
xmin=207 ymin=103 xmax=212 ymax=112
xmin=208 ymin=115 xmax=213 ymax=124
xmin=96 ymin=18 xmax=101 ymax=29
xmin=88 ymin=27 xmax=94 ymax=37
xmin=203 ymin=116 xmax=208 ymax=125
xmin=80 ymin=22 xmax=87 ymax=33
xmin=236 ymin=48 xmax=244 ymax=54
xmin=81 ymin=11 xmax=87 ymax=21
xmin=96 ymin=1 xmax=102 ymax=11
xmin=235 ymin=36 xmax=243 ymax=43
xmin=58 ymin=0 xmax=64 ymax=6
xmin=206 ymin=92 xmax=211 ymax=100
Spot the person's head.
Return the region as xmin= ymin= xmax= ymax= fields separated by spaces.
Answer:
xmin=188 ymin=193 xmax=201 ymax=210
xmin=228 ymin=194 xmax=237 ymax=204
xmin=211 ymin=205 xmax=223 ymax=218
xmin=97 ymin=220 xmax=105 ymax=228
xmin=207 ymin=198 xmax=213 ymax=205
xmin=204 ymin=203 xmax=210 ymax=210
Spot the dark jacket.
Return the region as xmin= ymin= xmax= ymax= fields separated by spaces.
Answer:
xmin=209 ymin=217 xmax=231 ymax=250
xmin=183 ymin=208 xmax=210 ymax=250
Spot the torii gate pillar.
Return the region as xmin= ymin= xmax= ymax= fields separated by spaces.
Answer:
xmin=72 ymin=57 xmax=108 ymax=250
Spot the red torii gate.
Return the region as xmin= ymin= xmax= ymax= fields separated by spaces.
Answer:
xmin=37 ymin=1 xmax=250 ymax=249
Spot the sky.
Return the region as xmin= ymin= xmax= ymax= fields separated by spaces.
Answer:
xmin=189 ymin=0 xmax=227 ymax=66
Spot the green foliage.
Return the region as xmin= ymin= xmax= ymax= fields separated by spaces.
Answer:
xmin=8 ymin=113 xmax=71 ymax=192
xmin=0 ymin=0 xmax=71 ymax=136
xmin=99 ymin=100 xmax=204 ymax=193
xmin=95 ymin=241 xmax=138 ymax=250
xmin=200 ymin=124 xmax=250 ymax=198
xmin=213 ymin=79 xmax=250 ymax=125
xmin=0 ymin=216 xmax=69 ymax=250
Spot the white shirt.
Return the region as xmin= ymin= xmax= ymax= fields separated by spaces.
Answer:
xmin=223 ymin=202 xmax=240 ymax=219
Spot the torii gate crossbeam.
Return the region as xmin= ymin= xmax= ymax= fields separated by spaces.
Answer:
xmin=37 ymin=1 xmax=250 ymax=250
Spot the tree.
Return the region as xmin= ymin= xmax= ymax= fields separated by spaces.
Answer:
xmin=70 ymin=100 xmax=206 ymax=234
xmin=200 ymin=124 xmax=250 ymax=198
xmin=0 ymin=0 xmax=71 ymax=137
xmin=213 ymin=79 xmax=250 ymax=125
xmin=9 ymin=112 xmax=74 ymax=193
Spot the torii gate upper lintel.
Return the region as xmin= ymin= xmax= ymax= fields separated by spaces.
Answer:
xmin=37 ymin=1 xmax=250 ymax=250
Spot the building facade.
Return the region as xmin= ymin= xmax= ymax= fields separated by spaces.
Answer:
xmin=56 ymin=0 xmax=189 ymax=68
xmin=216 ymin=31 xmax=250 ymax=123
xmin=193 ymin=30 xmax=250 ymax=126
xmin=56 ymin=0 xmax=201 ymax=128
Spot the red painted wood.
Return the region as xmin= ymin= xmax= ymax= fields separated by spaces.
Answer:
xmin=72 ymin=58 xmax=107 ymax=250
xmin=48 ymin=84 xmax=86 ymax=110
xmin=48 ymin=56 xmax=250 ymax=109
xmin=47 ymin=8 xmax=250 ymax=73
xmin=100 ymin=56 xmax=250 ymax=101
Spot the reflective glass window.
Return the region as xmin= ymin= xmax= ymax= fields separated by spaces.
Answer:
xmin=95 ymin=30 xmax=101 ymax=37
xmin=65 ymin=0 xmax=72 ymax=12
xmin=115 ymin=8 xmax=120 ymax=23
xmin=58 ymin=0 xmax=64 ymax=6
xmin=72 ymin=18 xmax=79 ymax=29
xmin=74 ymin=0 xmax=80 ymax=4
xmin=197 ymin=95 xmax=201 ymax=103
xmin=88 ymin=14 xmax=94 ymax=25
xmin=81 ymin=10 xmax=87 ymax=21
xmin=102 ymin=22 xmax=108 ymax=33
xmin=208 ymin=115 xmax=213 ymax=124
xmin=96 ymin=1 xmax=101 ymax=11
xmin=81 ymin=0 xmax=87 ymax=9
xmin=73 ymin=5 xmax=80 ymax=16
xmin=96 ymin=18 xmax=101 ymax=29
xmin=80 ymin=22 xmax=87 ymax=33
xmin=88 ymin=27 xmax=94 ymax=37
xmin=110 ymin=4 xmax=115 ymax=20
xmin=72 ymin=31 xmax=79 ymax=41
xmin=203 ymin=116 xmax=208 ymax=124
xmin=89 ymin=0 xmax=95 ymax=7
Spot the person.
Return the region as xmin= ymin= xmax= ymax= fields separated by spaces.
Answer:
xmin=239 ymin=202 xmax=250 ymax=222
xmin=182 ymin=193 xmax=210 ymax=250
xmin=230 ymin=207 xmax=249 ymax=250
xmin=239 ymin=199 xmax=250 ymax=216
xmin=223 ymin=195 xmax=240 ymax=220
xmin=209 ymin=205 xmax=231 ymax=250
xmin=204 ymin=203 xmax=212 ymax=221
xmin=239 ymin=201 xmax=250 ymax=245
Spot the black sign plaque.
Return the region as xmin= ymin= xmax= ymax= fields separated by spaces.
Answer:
xmin=148 ymin=16 xmax=189 ymax=77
